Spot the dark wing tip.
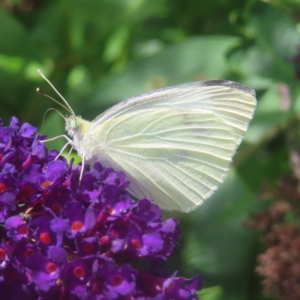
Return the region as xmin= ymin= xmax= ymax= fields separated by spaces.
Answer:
xmin=198 ymin=80 xmax=256 ymax=98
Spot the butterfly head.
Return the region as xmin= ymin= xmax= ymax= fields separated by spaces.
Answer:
xmin=65 ymin=115 xmax=80 ymax=137
xmin=65 ymin=115 xmax=94 ymax=165
xmin=65 ymin=115 xmax=93 ymax=142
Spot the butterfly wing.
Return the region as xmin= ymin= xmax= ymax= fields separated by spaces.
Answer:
xmin=90 ymin=81 xmax=256 ymax=212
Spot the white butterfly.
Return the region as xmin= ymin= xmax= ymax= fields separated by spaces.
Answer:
xmin=39 ymin=72 xmax=256 ymax=212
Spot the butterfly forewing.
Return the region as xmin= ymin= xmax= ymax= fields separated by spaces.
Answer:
xmin=88 ymin=81 xmax=256 ymax=212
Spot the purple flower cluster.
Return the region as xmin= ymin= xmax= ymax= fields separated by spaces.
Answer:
xmin=0 ymin=117 xmax=201 ymax=299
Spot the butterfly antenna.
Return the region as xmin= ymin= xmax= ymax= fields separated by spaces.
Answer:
xmin=37 ymin=88 xmax=72 ymax=114
xmin=42 ymin=108 xmax=67 ymax=130
xmin=37 ymin=69 xmax=76 ymax=116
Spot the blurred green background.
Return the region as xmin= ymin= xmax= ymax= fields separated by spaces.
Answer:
xmin=1 ymin=0 xmax=300 ymax=299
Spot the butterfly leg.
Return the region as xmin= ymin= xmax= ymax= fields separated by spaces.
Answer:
xmin=40 ymin=134 xmax=73 ymax=144
xmin=79 ymin=155 xmax=85 ymax=182
xmin=54 ymin=142 xmax=72 ymax=160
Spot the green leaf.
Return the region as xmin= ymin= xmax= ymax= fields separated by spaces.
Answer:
xmin=198 ymin=286 xmax=224 ymax=300
xmin=228 ymin=2 xmax=298 ymax=84
xmin=0 ymin=7 xmax=41 ymax=60
xmin=103 ymin=25 xmax=130 ymax=63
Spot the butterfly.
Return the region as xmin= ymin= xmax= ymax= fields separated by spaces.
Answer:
xmin=39 ymin=71 xmax=256 ymax=212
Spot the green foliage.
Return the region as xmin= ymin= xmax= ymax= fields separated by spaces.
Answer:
xmin=1 ymin=0 xmax=300 ymax=299
xmin=198 ymin=286 xmax=224 ymax=300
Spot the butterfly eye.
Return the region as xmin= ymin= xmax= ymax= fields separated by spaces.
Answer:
xmin=64 ymin=116 xmax=79 ymax=138
xmin=68 ymin=116 xmax=78 ymax=130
